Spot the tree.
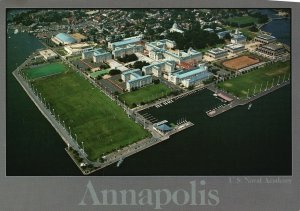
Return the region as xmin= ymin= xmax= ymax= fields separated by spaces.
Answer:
xmin=153 ymin=79 xmax=160 ymax=84
xmin=109 ymin=69 xmax=121 ymax=76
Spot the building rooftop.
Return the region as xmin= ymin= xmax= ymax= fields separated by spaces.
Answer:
xmin=185 ymin=71 xmax=212 ymax=83
xmin=207 ymin=48 xmax=227 ymax=54
xmin=174 ymin=65 xmax=208 ymax=79
xmin=55 ymin=33 xmax=77 ymax=43
xmin=256 ymin=34 xmax=276 ymax=40
xmin=262 ymin=43 xmax=284 ymax=51
xmin=112 ymin=37 xmax=141 ymax=47
xmin=225 ymin=43 xmax=245 ymax=49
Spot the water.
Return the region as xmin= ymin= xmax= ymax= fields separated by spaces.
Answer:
xmin=258 ymin=9 xmax=291 ymax=45
xmin=6 ymin=13 xmax=291 ymax=176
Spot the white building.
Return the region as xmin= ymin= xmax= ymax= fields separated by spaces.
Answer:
xmin=168 ymin=64 xmax=212 ymax=88
xmin=64 ymin=43 xmax=95 ymax=55
xmin=142 ymin=60 xmax=176 ymax=77
xmin=170 ymin=22 xmax=184 ymax=34
xmin=206 ymin=48 xmax=228 ymax=59
xmin=39 ymin=49 xmax=58 ymax=61
xmin=254 ymin=34 xmax=277 ymax=44
xmin=224 ymin=43 xmax=245 ymax=53
xmin=108 ymin=36 xmax=142 ymax=50
xmin=81 ymin=48 xmax=112 ymax=63
xmin=145 ymin=40 xmax=202 ymax=64
xmin=230 ymin=29 xmax=246 ymax=44
xmin=121 ymin=69 xmax=152 ymax=91
xmin=112 ymin=44 xmax=144 ymax=58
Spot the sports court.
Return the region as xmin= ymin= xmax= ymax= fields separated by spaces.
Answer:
xmin=24 ymin=63 xmax=67 ymax=80
xmin=222 ymin=55 xmax=260 ymax=71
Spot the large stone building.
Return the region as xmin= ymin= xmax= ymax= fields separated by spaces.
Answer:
xmin=142 ymin=60 xmax=176 ymax=77
xmin=64 ymin=43 xmax=95 ymax=55
xmin=81 ymin=48 xmax=112 ymax=63
xmin=230 ymin=29 xmax=246 ymax=44
xmin=51 ymin=33 xmax=77 ymax=45
xmin=224 ymin=43 xmax=245 ymax=53
xmin=206 ymin=48 xmax=228 ymax=59
xmin=112 ymin=44 xmax=144 ymax=58
xmin=145 ymin=39 xmax=202 ymax=64
xmin=108 ymin=36 xmax=142 ymax=50
xmin=254 ymin=34 xmax=276 ymax=44
xmin=121 ymin=69 xmax=152 ymax=91
xmin=39 ymin=49 xmax=58 ymax=61
xmin=168 ymin=64 xmax=212 ymax=88
xmin=256 ymin=43 xmax=285 ymax=58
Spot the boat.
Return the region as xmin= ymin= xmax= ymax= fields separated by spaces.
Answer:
xmin=116 ymin=158 xmax=124 ymax=167
xmin=248 ymin=103 xmax=252 ymax=110
xmin=213 ymin=93 xmax=217 ymax=97
xmin=14 ymin=29 xmax=19 ymax=34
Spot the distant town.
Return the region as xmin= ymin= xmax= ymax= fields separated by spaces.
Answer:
xmin=8 ymin=9 xmax=291 ymax=174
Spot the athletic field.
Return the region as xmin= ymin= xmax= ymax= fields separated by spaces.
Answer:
xmin=217 ymin=61 xmax=290 ymax=99
xmin=119 ymin=83 xmax=173 ymax=108
xmin=32 ymin=71 xmax=150 ymax=161
xmin=24 ymin=63 xmax=67 ymax=80
xmin=222 ymin=56 xmax=260 ymax=71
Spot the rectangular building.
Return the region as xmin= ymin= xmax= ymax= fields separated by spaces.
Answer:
xmin=142 ymin=60 xmax=176 ymax=77
xmin=108 ymin=36 xmax=142 ymax=50
xmin=81 ymin=48 xmax=112 ymax=63
xmin=224 ymin=43 xmax=245 ymax=53
xmin=146 ymin=40 xmax=202 ymax=64
xmin=112 ymin=44 xmax=144 ymax=58
xmin=254 ymin=34 xmax=276 ymax=44
xmin=121 ymin=69 xmax=152 ymax=91
xmin=256 ymin=43 xmax=285 ymax=58
xmin=206 ymin=48 xmax=228 ymax=59
xmin=168 ymin=64 xmax=212 ymax=87
xmin=39 ymin=49 xmax=58 ymax=61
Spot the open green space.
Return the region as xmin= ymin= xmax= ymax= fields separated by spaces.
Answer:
xmin=32 ymin=70 xmax=150 ymax=161
xmin=119 ymin=83 xmax=173 ymax=108
xmin=226 ymin=16 xmax=259 ymax=25
xmin=90 ymin=69 xmax=110 ymax=78
xmin=24 ymin=62 xmax=67 ymax=80
xmin=217 ymin=61 xmax=290 ymax=99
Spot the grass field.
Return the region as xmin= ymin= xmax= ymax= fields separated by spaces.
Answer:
xmin=119 ymin=83 xmax=173 ymax=108
xmin=226 ymin=16 xmax=259 ymax=25
xmin=32 ymin=70 xmax=150 ymax=161
xmin=24 ymin=63 xmax=67 ymax=80
xmin=90 ymin=69 xmax=110 ymax=78
xmin=217 ymin=61 xmax=290 ymax=99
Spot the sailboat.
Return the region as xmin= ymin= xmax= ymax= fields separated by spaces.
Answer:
xmin=248 ymin=103 xmax=252 ymax=110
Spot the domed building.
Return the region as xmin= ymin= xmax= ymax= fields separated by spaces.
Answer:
xmin=170 ymin=22 xmax=184 ymax=34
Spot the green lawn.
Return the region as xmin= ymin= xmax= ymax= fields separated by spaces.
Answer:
xmin=119 ymin=83 xmax=173 ymax=108
xmin=24 ymin=63 xmax=67 ymax=80
xmin=217 ymin=61 xmax=290 ymax=99
xmin=32 ymin=70 xmax=150 ymax=161
xmin=226 ymin=16 xmax=259 ymax=25
xmin=90 ymin=69 xmax=110 ymax=78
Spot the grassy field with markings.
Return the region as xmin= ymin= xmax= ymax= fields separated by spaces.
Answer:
xmin=32 ymin=69 xmax=150 ymax=161
xmin=24 ymin=63 xmax=67 ymax=80
xmin=217 ymin=61 xmax=290 ymax=99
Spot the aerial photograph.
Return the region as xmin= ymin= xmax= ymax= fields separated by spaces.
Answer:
xmin=6 ymin=9 xmax=291 ymax=176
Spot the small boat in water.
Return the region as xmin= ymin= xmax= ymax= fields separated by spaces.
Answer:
xmin=117 ymin=158 xmax=124 ymax=167
xmin=14 ymin=29 xmax=19 ymax=34
xmin=248 ymin=103 xmax=252 ymax=110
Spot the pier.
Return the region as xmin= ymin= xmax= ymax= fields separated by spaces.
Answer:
xmin=206 ymin=80 xmax=290 ymax=117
